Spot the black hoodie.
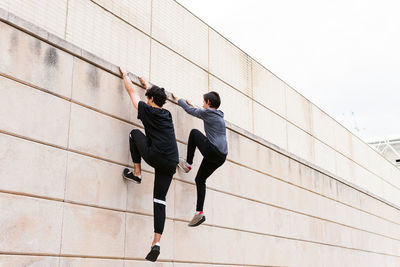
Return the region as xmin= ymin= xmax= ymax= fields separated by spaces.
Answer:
xmin=137 ymin=101 xmax=179 ymax=163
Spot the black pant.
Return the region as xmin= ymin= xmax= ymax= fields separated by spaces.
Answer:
xmin=187 ymin=129 xmax=226 ymax=211
xmin=129 ymin=129 xmax=176 ymax=234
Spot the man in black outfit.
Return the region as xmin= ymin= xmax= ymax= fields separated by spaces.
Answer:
xmin=119 ymin=67 xmax=178 ymax=262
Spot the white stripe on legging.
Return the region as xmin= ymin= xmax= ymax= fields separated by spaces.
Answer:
xmin=153 ymin=198 xmax=166 ymax=205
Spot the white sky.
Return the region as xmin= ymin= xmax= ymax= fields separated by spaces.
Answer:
xmin=176 ymin=0 xmax=400 ymax=140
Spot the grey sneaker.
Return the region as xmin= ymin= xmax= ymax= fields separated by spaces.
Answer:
xmin=178 ymin=158 xmax=192 ymax=173
xmin=188 ymin=213 xmax=206 ymax=227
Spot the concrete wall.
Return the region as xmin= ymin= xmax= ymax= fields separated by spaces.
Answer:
xmin=0 ymin=1 xmax=400 ymax=266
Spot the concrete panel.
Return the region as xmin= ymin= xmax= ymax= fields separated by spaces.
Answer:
xmin=209 ymin=76 xmax=253 ymax=133
xmin=311 ymin=104 xmax=336 ymax=148
xmin=0 ymin=21 xmax=73 ymax=98
xmin=150 ymin=41 xmax=208 ymax=107
xmin=152 ymin=0 xmax=208 ymax=69
xmin=383 ymin=183 xmax=400 ymax=208
xmin=287 ymin=123 xmax=314 ymax=163
xmin=366 ymin=148 xmax=387 ymax=182
xmin=243 ymin=232 xmax=294 ymax=266
xmin=285 ymin=86 xmax=312 ymax=133
xmin=209 ymin=159 xmax=296 ymax=210
xmin=333 ymin=120 xmax=353 ymax=158
xmin=0 ymin=133 xmax=67 ymax=199
xmin=314 ymin=139 xmax=336 ymax=174
xmin=253 ymin=102 xmax=287 ymax=149
xmin=174 ymin=221 xmax=214 ymax=262
xmin=60 ymin=258 xmax=124 ymax=267
xmin=227 ymin=129 xmax=289 ymax=180
xmin=61 ymin=203 xmax=125 ymax=257
xmin=0 ymin=193 xmax=63 ymax=254
xmin=351 ymin=136 xmax=372 ymax=172
xmin=334 ymin=151 xmax=354 ymax=183
xmin=209 ymin=29 xmax=251 ymax=96
xmin=0 ymin=255 xmax=59 ymax=267
xmin=126 ymin=172 xmax=175 ymax=218
xmin=0 ymin=77 xmax=70 ymax=147
xmin=211 ymin=227 xmax=245 ymax=265
xmin=71 ymin=57 xmax=143 ymax=125
xmin=386 ymin=164 xmax=400 ymax=190
xmin=125 ymin=214 xmax=174 ymax=260
xmin=288 ymin=159 xmax=319 ymax=195
xmin=252 ymin=60 xmax=286 ymax=117
xmin=352 ymin=164 xmax=383 ymax=197
xmin=0 ymin=0 xmax=67 ymax=38
xmin=66 ymin=0 xmax=151 ymax=79
xmin=65 ymin=152 xmax=127 ymax=210
xmin=91 ymin=0 xmax=151 ymax=34
xmin=68 ymin=103 xmax=132 ymax=164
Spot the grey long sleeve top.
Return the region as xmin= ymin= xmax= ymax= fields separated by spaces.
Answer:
xmin=178 ymin=99 xmax=228 ymax=155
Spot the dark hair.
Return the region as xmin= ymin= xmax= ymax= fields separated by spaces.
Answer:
xmin=145 ymin=85 xmax=167 ymax=107
xmin=203 ymin=91 xmax=221 ymax=108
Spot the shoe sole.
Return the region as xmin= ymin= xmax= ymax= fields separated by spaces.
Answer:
xmin=122 ymin=173 xmax=141 ymax=184
xmin=188 ymin=216 xmax=206 ymax=227
xmin=145 ymin=249 xmax=160 ymax=262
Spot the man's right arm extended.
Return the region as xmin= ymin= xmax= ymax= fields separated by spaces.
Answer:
xmin=177 ymin=98 xmax=204 ymax=119
xmin=119 ymin=67 xmax=141 ymax=110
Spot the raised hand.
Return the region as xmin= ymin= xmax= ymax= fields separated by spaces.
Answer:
xmin=186 ymin=99 xmax=194 ymax=107
xmin=171 ymin=93 xmax=178 ymax=100
xmin=119 ymin=66 xmax=127 ymax=77
xmin=138 ymin=76 xmax=149 ymax=90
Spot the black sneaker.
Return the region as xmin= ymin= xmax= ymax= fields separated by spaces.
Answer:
xmin=122 ymin=168 xmax=141 ymax=184
xmin=145 ymin=244 xmax=160 ymax=262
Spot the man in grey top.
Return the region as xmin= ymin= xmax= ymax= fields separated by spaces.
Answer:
xmin=172 ymin=91 xmax=228 ymax=227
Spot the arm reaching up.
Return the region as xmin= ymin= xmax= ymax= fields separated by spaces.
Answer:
xmin=119 ymin=67 xmax=141 ymax=110
xmin=177 ymin=98 xmax=204 ymax=119
xmin=138 ymin=76 xmax=150 ymax=90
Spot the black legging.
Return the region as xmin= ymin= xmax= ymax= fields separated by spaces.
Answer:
xmin=129 ymin=129 xmax=176 ymax=234
xmin=187 ymin=129 xmax=226 ymax=211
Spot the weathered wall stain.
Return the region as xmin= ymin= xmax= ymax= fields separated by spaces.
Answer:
xmin=87 ymin=65 xmax=99 ymax=89
xmin=9 ymin=30 xmax=18 ymax=53
xmin=44 ymin=47 xmax=58 ymax=67
xmin=31 ymin=39 xmax=42 ymax=57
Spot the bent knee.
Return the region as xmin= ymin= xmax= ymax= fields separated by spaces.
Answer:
xmin=189 ymin=129 xmax=201 ymax=137
xmin=129 ymin=129 xmax=141 ymax=139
